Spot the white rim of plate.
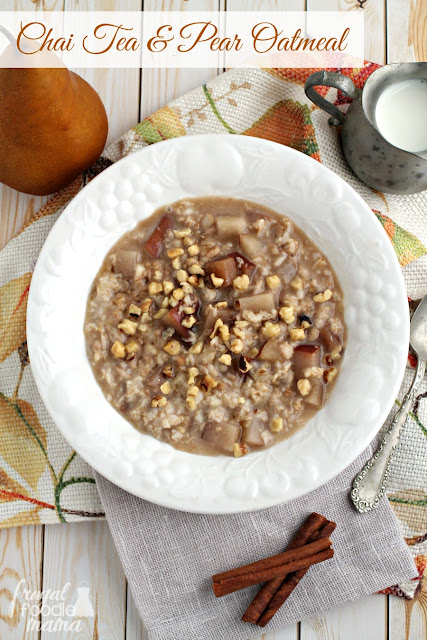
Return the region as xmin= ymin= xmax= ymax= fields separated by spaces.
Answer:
xmin=27 ymin=134 xmax=409 ymax=514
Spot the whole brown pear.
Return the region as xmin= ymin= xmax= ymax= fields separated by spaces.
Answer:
xmin=0 ymin=45 xmax=108 ymax=196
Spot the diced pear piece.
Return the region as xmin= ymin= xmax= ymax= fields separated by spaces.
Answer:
xmin=161 ymin=304 xmax=190 ymax=340
xmin=202 ymin=422 xmax=242 ymax=453
xmin=113 ymin=250 xmax=138 ymax=279
xmin=319 ymin=326 xmax=343 ymax=352
xmin=292 ymin=344 xmax=321 ymax=379
xmin=206 ymin=256 xmax=238 ymax=286
xmin=258 ymin=339 xmax=280 ymax=361
xmin=280 ymin=259 xmax=298 ymax=284
xmin=228 ymin=252 xmax=256 ymax=277
xmin=239 ymin=234 xmax=265 ymax=259
xmin=216 ymin=215 xmax=247 ymax=238
xmin=305 ymin=380 xmax=325 ymax=407
xmin=238 ymin=290 xmax=276 ymax=313
xmin=293 ymin=345 xmax=325 ymax=407
xmin=143 ymin=215 xmax=173 ymax=258
xmin=242 ymin=419 xmax=265 ymax=447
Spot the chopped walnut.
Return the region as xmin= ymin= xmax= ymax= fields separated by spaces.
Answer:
xmin=162 ymin=364 xmax=174 ymax=378
xmin=279 ymin=306 xmax=295 ymax=324
xmin=210 ymin=318 xmax=224 ymax=339
xmin=262 ymin=322 xmax=281 ymax=338
xmin=290 ymin=277 xmax=303 ymax=290
xmin=200 ymin=375 xmax=218 ymax=392
xmin=271 ymin=416 xmax=283 ymax=432
xmin=330 ymin=345 xmax=343 ymax=360
xmin=266 ymin=275 xmax=281 ymax=289
xmin=160 ymin=381 xmax=171 ymax=394
xmin=154 ymin=308 xmax=168 ymax=319
xmin=219 ymin=324 xmax=230 ymax=341
xmin=230 ymin=338 xmax=244 ymax=353
xmin=219 ymin=354 xmax=232 ymax=365
xmin=215 ymin=301 xmax=228 ymax=309
xmin=176 ymin=269 xmax=188 ymax=283
xmin=233 ymin=443 xmax=248 ymax=458
xmin=117 ymin=319 xmax=138 ymax=335
xmin=323 ymin=367 xmax=338 ymax=384
xmin=211 ymin=273 xmax=224 ymax=288
xmin=289 ymin=327 xmax=305 ymax=341
xmin=188 ymin=367 xmax=199 ymax=385
xmin=297 ymin=379 xmax=311 ymax=396
xmin=313 ymin=289 xmax=332 ymax=303
xmin=128 ymin=304 xmax=142 ymax=317
xmin=163 ymin=340 xmax=181 ymax=355
xmin=172 ymin=288 xmax=185 ymax=301
xmin=167 ymin=247 xmax=185 ymax=258
xmin=186 ymin=396 xmax=196 ymax=410
xmin=171 ymin=257 xmax=181 ymax=270
xmin=182 ymin=315 xmax=196 ymax=328
xmin=141 ymin=298 xmax=153 ymax=313
xmin=188 ymin=274 xmax=204 ymax=287
xmin=181 ymin=282 xmax=194 ymax=295
xmin=187 ymin=244 xmax=200 ymax=256
xmin=233 ymin=274 xmax=250 ymax=290
xmin=304 ymin=367 xmax=323 ymax=378
xmin=152 ymin=396 xmax=167 ymax=408
xmin=233 ymin=327 xmax=245 ymax=340
xmin=111 ymin=341 xmax=125 ymax=358
xmin=189 ymin=341 xmax=203 ymax=354
xmin=187 ymin=385 xmax=200 ymax=397
xmin=173 ymin=228 xmax=191 ymax=238
xmin=189 ymin=264 xmax=205 ymax=276
xmin=125 ymin=340 xmax=139 ymax=354
xmin=148 ymin=282 xmax=163 ymax=296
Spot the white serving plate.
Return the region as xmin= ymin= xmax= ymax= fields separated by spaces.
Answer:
xmin=27 ymin=134 xmax=409 ymax=514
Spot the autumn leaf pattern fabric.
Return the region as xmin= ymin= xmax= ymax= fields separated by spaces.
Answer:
xmin=0 ymin=65 xmax=425 ymax=599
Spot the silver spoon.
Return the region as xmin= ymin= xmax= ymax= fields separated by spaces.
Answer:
xmin=351 ymin=294 xmax=427 ymax=513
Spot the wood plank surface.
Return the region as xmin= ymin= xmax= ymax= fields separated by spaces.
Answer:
xmin=140 ymin=0 xmax=222 ymax=120
xmin=386 ymin=6 xmax=426 ymax=636
xmin=301 ymin=594 xmax=388 ymax=640
xmin=386 ymin=0 xmax=427 ymax=64
xmin=0 ymin=526 xmax=43 ymax=640
xmin=41 ymin=521 xmax=126 ymax=639
xmin=1 ymin=1 xmax=426 ymax=639
xmin=307 ymin=0 xmax=386 ymax=64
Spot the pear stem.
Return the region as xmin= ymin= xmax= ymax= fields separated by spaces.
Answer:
xmin=0 ymin=25 xmax=16 ymax=48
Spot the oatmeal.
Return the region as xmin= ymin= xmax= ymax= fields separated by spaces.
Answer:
xmin=84 ymin=197 xmax=345 ymax=456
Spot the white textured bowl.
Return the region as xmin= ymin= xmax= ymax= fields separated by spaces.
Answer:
xmin=27 ymin=135 xmax=409 ymax=514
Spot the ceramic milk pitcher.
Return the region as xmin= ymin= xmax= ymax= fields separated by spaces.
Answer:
xmin=305 ymin=63 xmax=427 ymax=195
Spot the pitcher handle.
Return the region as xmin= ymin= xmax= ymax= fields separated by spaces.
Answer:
xmin=305 ymin=71 xmax=362 ymax=126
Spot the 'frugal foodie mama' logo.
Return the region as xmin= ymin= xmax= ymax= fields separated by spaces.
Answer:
xmin=8 ymin=579 xmax=94 ymax=632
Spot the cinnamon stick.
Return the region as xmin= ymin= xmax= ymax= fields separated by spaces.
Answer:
xmin=241 ymin=512 xmax=328 ymax=624
xmin=256 ymin=520 xmax=336 ymax=627
xmin=212 ymin=547 xmax=334 ymax=597
xmin=213 ymin=536 xmax=331 ymax=585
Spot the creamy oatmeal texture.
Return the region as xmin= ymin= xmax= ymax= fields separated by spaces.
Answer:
xmin=85 ymin=197 xmax=345 ymax=457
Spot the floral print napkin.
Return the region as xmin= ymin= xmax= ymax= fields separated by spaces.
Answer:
xmin=0 ymin=64 xmax=425 ymax=598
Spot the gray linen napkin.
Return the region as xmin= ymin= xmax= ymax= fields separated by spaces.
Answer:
xmin=95 ymin=443 xmax=417 ymax=640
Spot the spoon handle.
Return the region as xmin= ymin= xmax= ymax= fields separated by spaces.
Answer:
xmin=351 ymin=357 xmax=426 ymax=513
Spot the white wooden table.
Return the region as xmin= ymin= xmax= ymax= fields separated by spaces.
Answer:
xmin=1 ymin=2 xmax=426 ymax=639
